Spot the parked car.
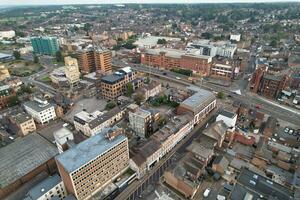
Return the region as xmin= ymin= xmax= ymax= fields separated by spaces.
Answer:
xmin=203 ymin=188 xmax=211 ymax=198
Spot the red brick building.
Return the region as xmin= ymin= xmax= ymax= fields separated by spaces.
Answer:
xmin=141 ymin=48 xmax=212 ymax=76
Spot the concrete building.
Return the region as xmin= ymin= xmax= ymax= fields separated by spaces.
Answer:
xmin=50 ymin=67 xmax=68 ymax=86
xmin=0 ymin=53 xmax=14 ymax=62
xmin=77 ymin=48 xmax=95 ymax=74
xmin=141 ymin=48 xmax=212 ymax=76
xmin=30 ymin=36 xmax=59 ymax=56
xmin=26 ymin=174 xmax=67 ymax=200
xmin=187 ymin=40 xmax=237 ymax=58
xmin=216 ymin=110 xmax=237 ymax=128
xmin=202 ymin=121 xmax=228 ymax=148
xmin=0 ymin=65 xmax=10 ymax=81
xmin=134 ymin=81 xmax=162 ymax=101
xmin=73 ymin=106 xmax=124 ymax=137
xmin=100 ymin=67 xmax=142 ymax=100
xmin=64 ymin=56 xmax=80 ymax=87
xmin=7 ymin=111 xmax=36 ymax=137
xmin=54 ymin=127 xmax=74 ymax=154
xmin=23 ymin=97 xmax=57 ymax=124
xmin=177 ymin=86 xmax=216 ymax=125
xmin=230 ymin=34 xmax=241 ymax=42
xmin=0 ymin=30 xmax=15 ymax=40
xmin=94 ymin=49 xmax=112 ymax=74
xmin=129 ymin=108 xmax=152 ymax=138
xmin=0 ymin=134 xmax=58 ymax=199
xmin=210 ymin=63 xmax=234 ymax=80
xmin=55 ymin=128 xmax=129 ymax=200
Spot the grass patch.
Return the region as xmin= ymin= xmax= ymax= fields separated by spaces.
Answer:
xmin=41 ymin=75 xmax=51 ymax=83
xmin=8 ymin=60 xmax=43 ymax=77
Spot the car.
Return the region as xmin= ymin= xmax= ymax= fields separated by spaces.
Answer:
xmin=284 ymin=127 xmax=289 ymax=133
xmin=176 ymin=77 xmax=181 ymax=80
xmin=217 ymin=195 xmax=226 ymax=200
xmin=255 ymin=104 xmax=262 ymax=109
xmin=163 ymin=72 xmax=167 ymax=75
xmin=203 ymin=188 xmax=211 ymax=198
xmin=289 ymin=129 xmax=294 ymax=135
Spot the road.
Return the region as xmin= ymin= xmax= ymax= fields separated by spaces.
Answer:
xmin=112 ymin=60 xmax=300 ymax=125
xmin=114 ymin=110 xmax=217 ymax=200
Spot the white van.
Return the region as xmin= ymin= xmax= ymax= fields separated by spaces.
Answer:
xmin=203 ymin=188 xmax=211 ymax=198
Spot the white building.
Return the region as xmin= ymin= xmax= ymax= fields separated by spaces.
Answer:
xmin=54 ymin=127 xmax=74 ymax=154
xmin=26 ymin=174 xmax=67 ymax=200
xmin=64 ymin=56 xmax=80 ymax=87
xmin=0 ymin=30 xmax=16 ymax=40
xmin=129 ymin=108 xmax=152 ymax=138
xmin=230 ymin=34 xmax=241 ymax=42
xmin=216 ymin=110 xmax=237 ymax=128
xmin=73 ymin=106 xmax=124 ymax=137
xmin=23 ymin=97 xmax=57 ymax=124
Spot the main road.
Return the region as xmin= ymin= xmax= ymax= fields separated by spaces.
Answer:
xmin=112 ymin=60 xmax=300 ymax=125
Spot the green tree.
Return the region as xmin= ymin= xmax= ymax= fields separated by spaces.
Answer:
xmin=33 ymin=55 xmax=39 ymax=64
xmin=55 ymin=51 xmax=63 ymax=62
xmin=8 ymin=95 xmax=19 ymax=107
xmin=13 ymin=51 xmax=21 ymax=60
xmin=217 ymin=92 xmax=225 ymax=99
xmin=126 ymin=82 xmax=134 ymax=97
xmin=157 ymin=38 xmax=167 ymax=45
xmin=270 ymin=40 xmax=278 ymax=48
xmin=134 ymin=93 xmax=145 ymax=106
xmin=105 ymin=101 xmax=116 ymax=110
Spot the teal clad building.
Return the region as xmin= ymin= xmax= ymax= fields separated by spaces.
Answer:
xmin=30 ymin=36 xmax=59 ymax=56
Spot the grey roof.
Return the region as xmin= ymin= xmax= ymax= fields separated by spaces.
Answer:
xmin=0 ymin=52 xmax=13 ymax=59
xmin=56 ymin=128 xmax=127 ymax=173
xmin=231 ymin=167 xmax=294 ymax=200
xmin=219 ymin=110 xmax=236 ymax=119
xmin=0 ymin=134 xmax=58 ymax=188
xmin=203 ymin=121 xmax=228 ymax=142
xmin=180 ymin=86 xmax=215 ymax=114
xmin=10 ymin=112 xmax=33 ymax=124
xmin=186 ymin=141 xmax=213 ymax=159
xmin=88 ymin=106 xmax=122 ymax=129
xmin=101 ymin=73 xmax=124 ymax=84
xmin=23 ymin=100 xmax=55 ymax=112
xmin=27 ymin=174 xmax=61 ymax=199
xmin=263 ymin=74 xmax=282 ymax=82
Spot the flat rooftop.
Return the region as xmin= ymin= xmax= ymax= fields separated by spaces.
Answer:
xmin=145 ymin=48 xmax=212 ymax=60
xmin=0 ymin=134 xmax=58 ymax=188
xmin=23 ymin=100 xmax=55 ymax=112
xmin=56 ymin=128 xmax=127 ymax=173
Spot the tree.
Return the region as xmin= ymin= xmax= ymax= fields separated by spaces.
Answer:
xmin=105 ymin=101 xmax=116 ymax=110
xmin=13 ymin=51 xmax=21 ymax=60
xmin=217 ymin=92 xmax=225 ymax=99
xmin=55 ymin=51 xmax=63 ymax=62
xmin=8 ymin=95 xmax=19 ymax=107
xmin=157 ymin=38 xmax=167 ymax=45
xmin=126 ymin=82 xmax=134 ymax=97
xmin=134 ymin=93 xmax=145 ymax=106
xmin=270 ymin=40 xmax=278 ymax=48
xmin=83 ymin=23 xmax=93 ymax=32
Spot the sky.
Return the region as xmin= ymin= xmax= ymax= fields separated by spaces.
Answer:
xmin=1 ymin=0 xmax=298 ymax=6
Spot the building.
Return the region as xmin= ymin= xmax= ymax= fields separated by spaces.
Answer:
xmin=177 ymin=86 xmax=216 ymax=125
xmin=230 ymin=167 xmax=294 ymax=200
xmin=0 ymin=53 xmax=14 ymax=62
xmin=94 ymin=49 xmax=112 ymax=74
xmin=202 ymin=121 xmax=228 ymax=148
xmin=0 ymin=30 xmax=15 ymax=40
xmin=0 ymin=85 xmax=15 ymax=110
xmin=141 ymin=48 xmax=212 ymax=76
xmin=100 ymin=67 xmax=142 ymax=100
xmin=134 ymin=81 xmax=162 ymax=101
xmin=250 ymin=67 xmax=266 ymax=93
xmin=23 ymin=97 xmax=57 ymax=124
xmin=186 ymin=40 xmax=237 ymax=58
xmin=77 ymin=48 xmax=95 ymax=74
xmin=259 ymin=74 xmax=290 ymax=99
xmin=7 ymin=111 xmax=36 ymax=137
xmin=129 ymin=108 xmax=152 ymax=138
xmin=50 ymin=67 xmax=69 ymax=86
xmin=212 ymin=155 xmax=229 ymax=175
xmin=230 ymin=34 xmax=241 ymax=42
xmin=55 ymin=128 xmax=129 ymax=200
xmin=210 ymin=63 xmax=234 ymax=80
xmin=30 ymin=36 xmax=59 ymax=56
xmin=0 ymin=134 xmax=58 ymax=199
xmin=64 ymin=56 xmax=80 ymax=87
xmin=25 ymin=174 xmax=67 ymax=200
xmin=73 ymin=106 xmax=124 ymax=137
xmin=216 ymin=110 xmax=237 ymax=128
xmin=54 ymin=127 xmax=74 ymax=154
xmin=133 ymin=36 xmax=181 ymax=48
xmin=0 ymin=65 xmax=10 ymax=81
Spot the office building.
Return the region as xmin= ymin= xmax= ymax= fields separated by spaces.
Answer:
xmin=74 ymin=106 xmax=124 ymax=137
xmin=7 ymin=111 xmax=36 ymax=137
xmin=129 ymin=108 xmax=152 ymax=138
xmin=77 ymin=48 xmax=96 ymax=74
xmin=25 ymin=174 xmax=67 ymax=200
xmin=0 ymin=65 xmax=10 ymax=81
xmin=56 ymin=128 xmax=129 ymax=200
xmin=177 ymin=86 xmax=216 ymax=125
xmin=30 ymin=36 xmax=59 ymax=56
xmin=210 ymin=63 xmax=234 ymax=80
xmin=100 ymin=67 xmax=142 ymax=100
xmin=64 ymin=56 xmax=80 ymax=87
xmin=94 ymin=49 xmax=112 ymax=74
xmin=0 ymin=134 xmax=58 ymax=199
xmin=259 ymin=74 xmax=290 ymax=99
xmin=216 ymin=110 xmax=237 ymax=128
xmin=141 ymin=48 xmax=212 ymax=76
xmin=23 ymin=97 xmax=57 ymax=124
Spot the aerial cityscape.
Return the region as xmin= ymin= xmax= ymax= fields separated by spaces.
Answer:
xmin=0 ymin=1 xmax=300 ymax=200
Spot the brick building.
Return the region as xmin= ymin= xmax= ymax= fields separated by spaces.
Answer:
xmin=259 ymin=74 xmax=290 ymax=99
xmin=56 ymin=128 xmax=129 ymax=200
xmin=141 ymin=48 xmax=212 ymax=76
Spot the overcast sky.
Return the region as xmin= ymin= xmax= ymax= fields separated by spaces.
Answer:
xmin=1 ymin=0 xmax=297 ymax=6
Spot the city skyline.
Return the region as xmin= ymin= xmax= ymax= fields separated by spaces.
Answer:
xmin=1 ymin=0 xmax=298 ymax=6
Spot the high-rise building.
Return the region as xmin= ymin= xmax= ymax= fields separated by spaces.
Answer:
xmin=30 ymin=36 xmax=59 ymax=56
xmin=55 ymin=128 xmax=129 ymax=200
xmin=94 ymin=49 xmax=112 ymax=74
xmin=76 ymin=48 xmax=112 ymax=74
xmin=64 ymin=56 xmax=80 ymax=87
